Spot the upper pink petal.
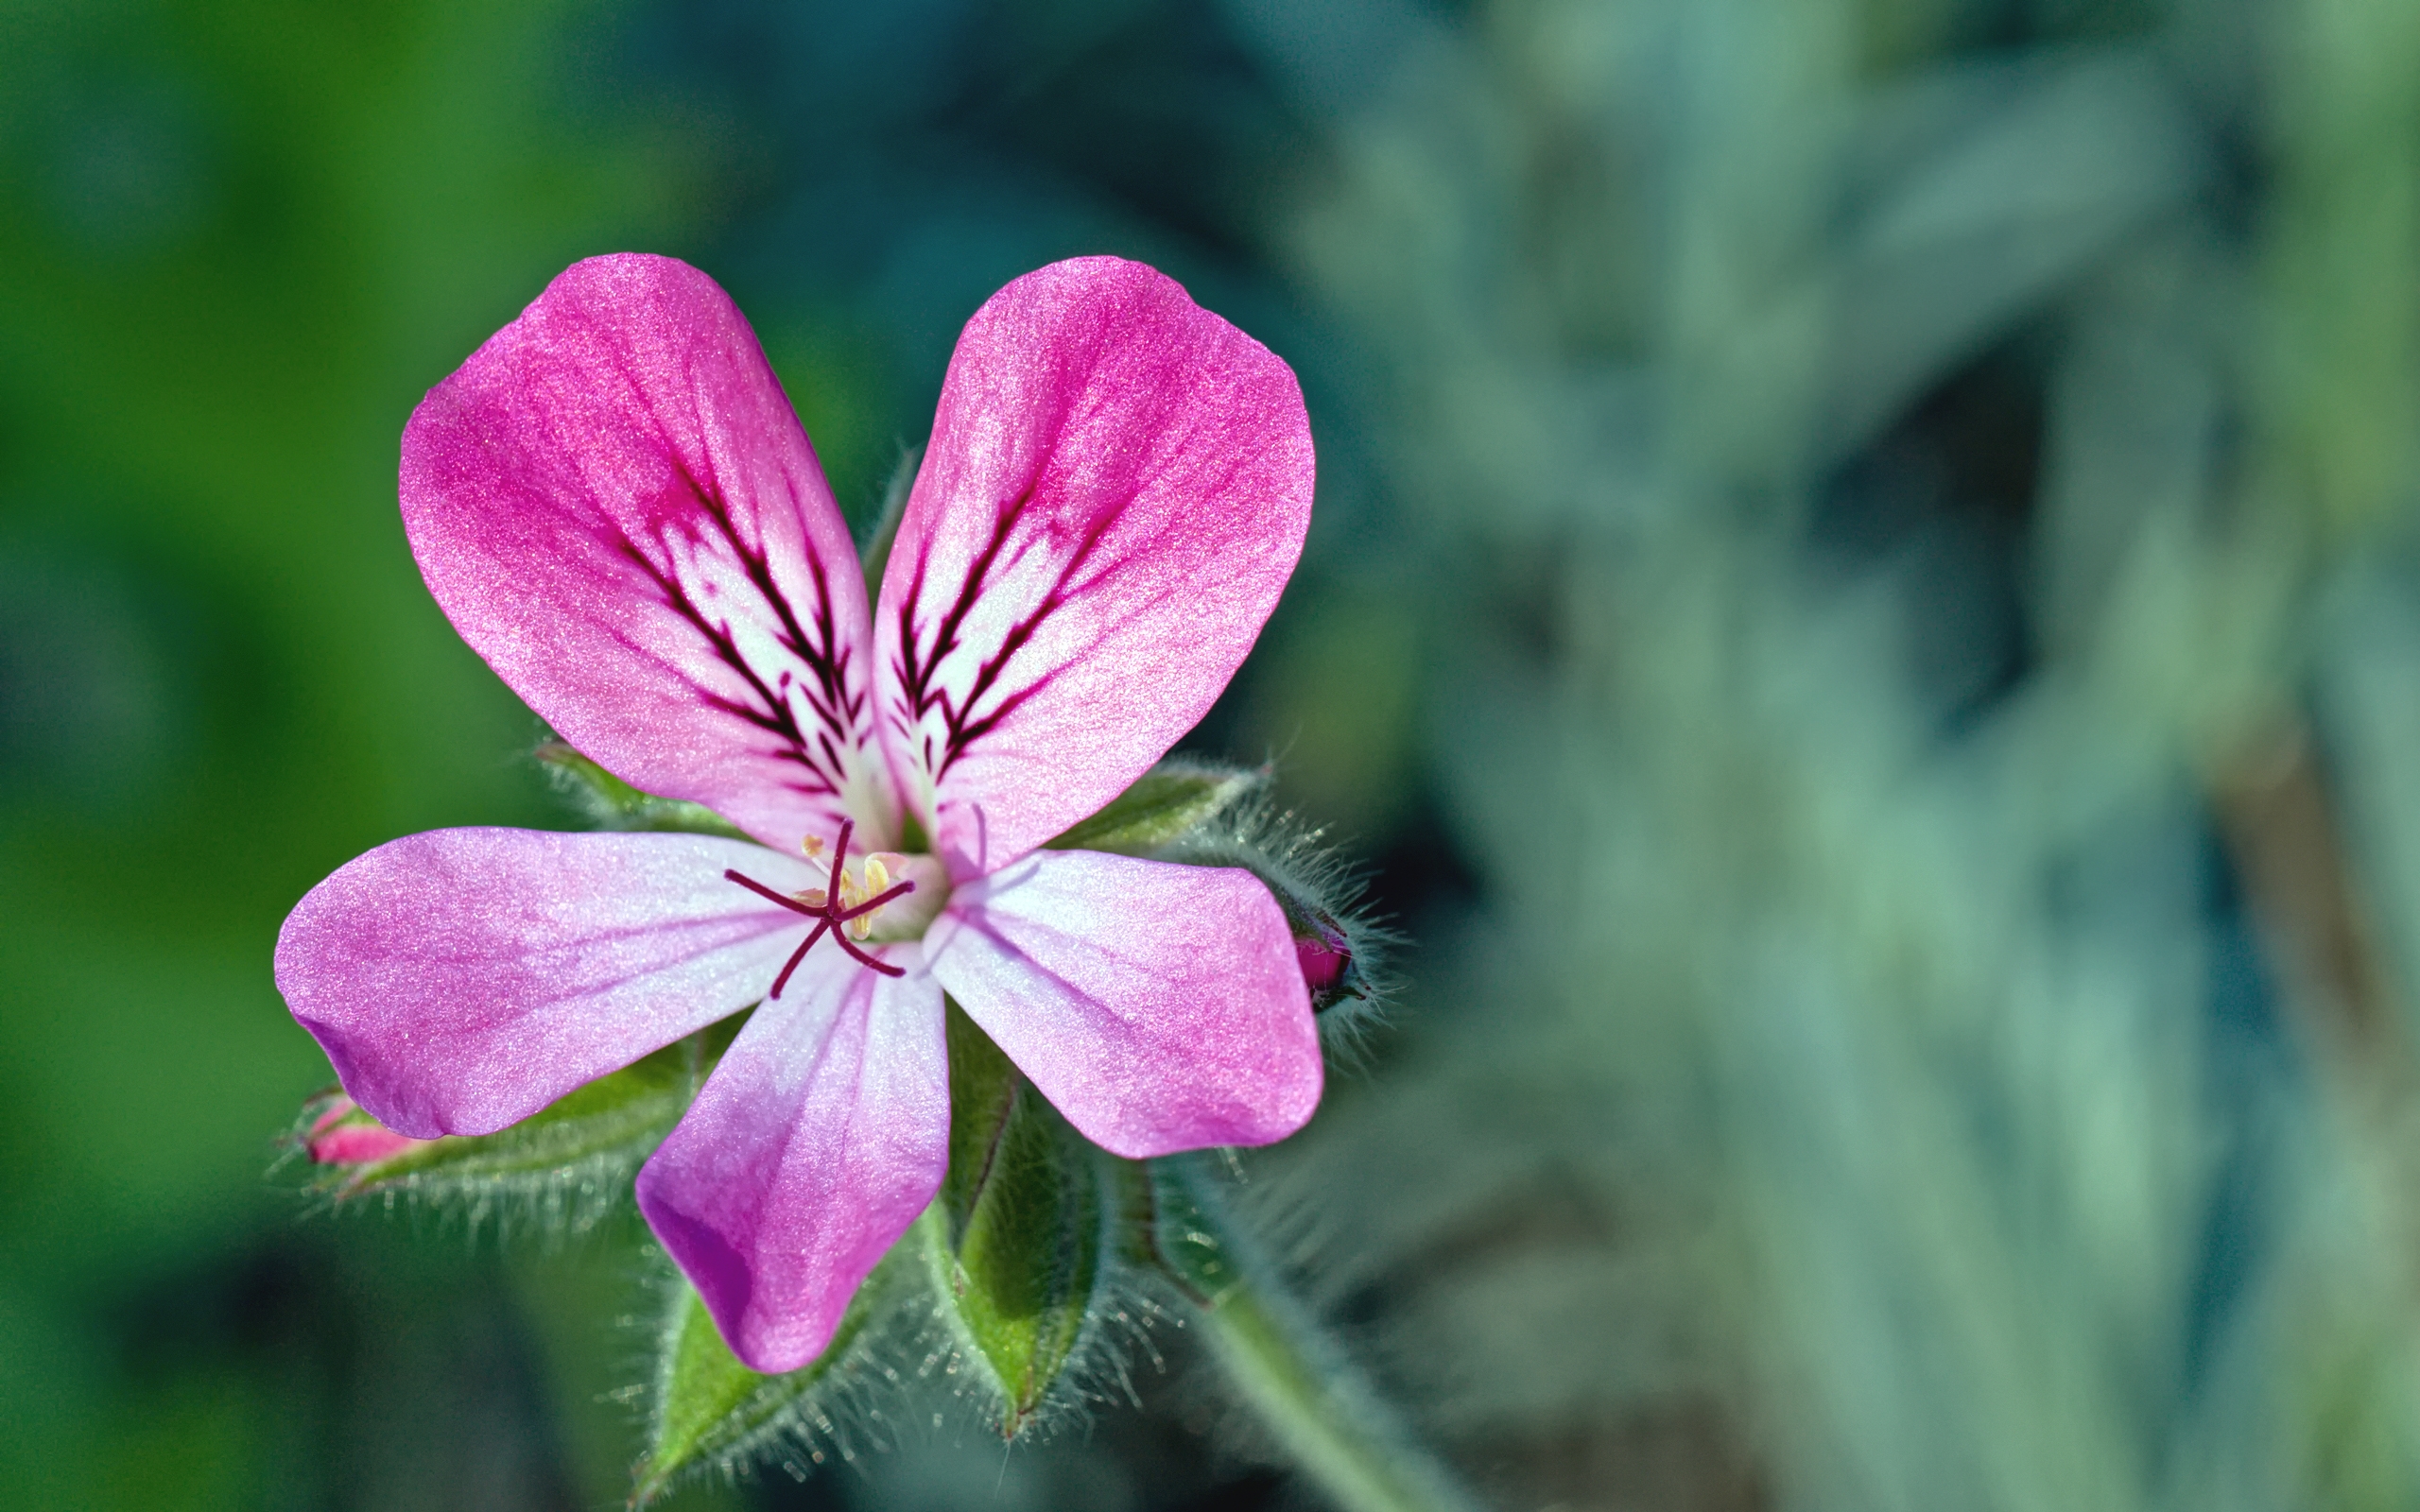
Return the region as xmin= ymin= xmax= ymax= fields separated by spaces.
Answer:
xmin=403 ymin=254 xmax=894 ymax=854
xmin=873 ymin=257 xmax=1313 ymax=876
xmin=925 ymin=849 xmax=1321 ymax=1159
xmin=274 ymin=829 xmax=820 ymax=1139
xmin=636 ymin=945 xmax=947 ymax=1373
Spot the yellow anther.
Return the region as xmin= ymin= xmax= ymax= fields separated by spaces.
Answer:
xmin=841 ymin=856 xmax=900 ymax=938
xmin=784 ymin=834 xmax=915 ymax=941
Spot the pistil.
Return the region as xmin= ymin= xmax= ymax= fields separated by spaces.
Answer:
xmin=724 ymin=818 xmax=917 ymax=992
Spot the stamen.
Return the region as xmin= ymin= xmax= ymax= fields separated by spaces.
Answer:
xmin=726 ymin=820 xmax=917 ymax=992
xmin=852 ymin=854 xmax=892 ymax=941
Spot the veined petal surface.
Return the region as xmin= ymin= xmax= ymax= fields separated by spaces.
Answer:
xmin=874 ymin=257 xmax=1313 ymax=875
xmin=274 ymin=830 xmax=821 ymax=1140
xmin=403 ymin=254 xmax=891 ymax=854
xmin=637 ymin=947 xmax=948 ymax=1373
xmin=925 ymin=850 xmax=1321 ymax=1159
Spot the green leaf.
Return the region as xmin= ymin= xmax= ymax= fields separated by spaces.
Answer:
xmin=925 ymin=1002 xmax=1109 ymax=1436
xmin=631 ymin=1257 xmax=896 ymax=1506
xmin=536 ymin=742 xmax=750 ymax=839
xmin=1046 ymin=758 xmax=1269 ymax=855
xmin=303 ymin=1018 xmax=742 ymax=1232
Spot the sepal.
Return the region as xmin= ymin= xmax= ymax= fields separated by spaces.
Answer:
xmin=537 ymin=741 xmax=751 ymax=839
xmin=1045 ymin=758 xmax=1269 ymax=856
xmin=1115 ymin=1154 xmax=1240 ymax=1306
xmin=287 ymin=1019 xmax=741 ymax=1234
xmin=920 ymin=1001 xmax=1110 ymax=1437
xmin=631 ymin=1256 xmax=902 ymax=1506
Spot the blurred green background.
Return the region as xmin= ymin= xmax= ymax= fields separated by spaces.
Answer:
xmin=10 ymin=0 xmax=2420 ymax=1508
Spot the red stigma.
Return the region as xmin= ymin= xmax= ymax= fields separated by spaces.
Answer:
xmin=724 ymin=818 xmax=918 ymax=995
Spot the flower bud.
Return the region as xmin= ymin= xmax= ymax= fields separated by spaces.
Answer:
xmin=1293 ymin=917 xmax=1355 ymax=1006
xmin=301 ymin=1091 xmax=430 ymax=1166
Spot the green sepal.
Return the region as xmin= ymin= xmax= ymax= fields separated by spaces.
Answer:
xmin=924 ymin=1001 xmax=1109 ymax=1436
xmin=536 ymin=741 xmax=750 ymax=839
xmin=1046 ymin=758 xmax=1269 ymax=856
xmin=1131 ymin=1157 xmax=1242 ymax=1306
xmin=631 ymin=1252 xmax=900 ymax=1506
xmin=300 ymin=1018 xmax=742 ymax=1229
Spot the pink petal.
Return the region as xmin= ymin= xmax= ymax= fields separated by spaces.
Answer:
xmin=636 ymin=946 xmax=947 ymax=1373
xmin=874 ymin=257 xmax=1313 ymax=876
xmin=403 ymin=254 xmax=893 ymax=854
xmin=275 ymin=829 xmax=821 ymax=1139
xmin=925 ymin=850 xmax=1321 ymax=1159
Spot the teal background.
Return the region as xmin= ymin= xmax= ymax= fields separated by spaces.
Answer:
xmin=11 ymin=2 xmax=2420 ymax=1510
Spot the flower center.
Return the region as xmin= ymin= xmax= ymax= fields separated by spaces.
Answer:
xmin=797 ymin=835 xmax=911 ymax=942
xmin=723 ymin=817 xmax=919 ymax=996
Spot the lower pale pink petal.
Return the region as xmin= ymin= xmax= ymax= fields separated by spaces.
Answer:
xmin=636 ymin=945 xmax=948 ymax=1374
xmin=925 ymin=850 xmax=1321 ymax=1159
xmin=274 ymin=829 xmax=821 ymax=1139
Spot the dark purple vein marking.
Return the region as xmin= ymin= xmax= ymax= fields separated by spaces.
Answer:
xmin=887 ymin=484 xmax=1121 ymax=783
xmin=616 ymin=456 xmax=869 ymax=803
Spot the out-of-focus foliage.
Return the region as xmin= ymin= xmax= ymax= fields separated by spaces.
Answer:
xmin=9 ymin=0 xmax=2420 ymax=1508
xmin=1256 ymin=2 xmax=2420 ymax=1509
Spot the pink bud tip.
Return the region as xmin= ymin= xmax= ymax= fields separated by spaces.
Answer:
xmin=1296 ymin=933 xmax=1349 ymax=995
xmin=303 ymin=1094 xmax=429 ymax=1165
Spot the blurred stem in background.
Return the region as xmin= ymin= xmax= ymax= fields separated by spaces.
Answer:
xmin=1141 ymin=1160 xmax=1478 ymax=1512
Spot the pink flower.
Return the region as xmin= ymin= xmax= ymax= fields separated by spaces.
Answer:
xmin=273 ymin=254 xmax=1322 ymax=1372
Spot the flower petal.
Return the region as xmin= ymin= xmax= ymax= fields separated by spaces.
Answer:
xmin=874 ymin=257 xmax=1313 ymax=875
xmin=925 ymin=849 xmax=1321 ymax=1158
xmin=274 ymin=829 xmax=821 ymax=1139
xmin=403 ymin=254 xmax=892 ymax=853
xmin=636 ymin=946 xmax=947 ymax=1373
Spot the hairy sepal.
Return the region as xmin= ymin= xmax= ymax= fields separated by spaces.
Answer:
xmin=922 ymin=1000 xmax=1112 ymax=1438
xmin=295 ymin=1019 xmax=740 ymax=1235
xmin=1111 ymin=1154 xmax=1241 ymax=1306
xmin=1044 ymin=758 xmax=1270 ymax=856
xmin=631 ymin=1252 xmax=906 ymax=1506
xmin=537 ymin=740 xmax=751 ymax=839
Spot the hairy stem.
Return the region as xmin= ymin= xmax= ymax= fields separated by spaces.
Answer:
xmin=1139 ymin=1160 xmax=1480 ymax=1512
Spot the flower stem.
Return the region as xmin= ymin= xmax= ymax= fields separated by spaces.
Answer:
xmin=1135 ymin=1160 xmax=1480 ymax=1512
